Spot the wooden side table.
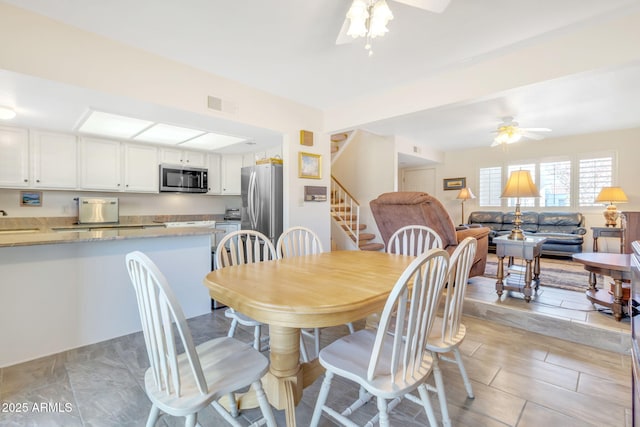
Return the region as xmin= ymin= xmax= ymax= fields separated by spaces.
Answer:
xmin=494 ymin=235 xmax=547 ymax=302
xmin=573 ymin=252 xmax=631 ymax=321
xmin=591 ymin=226 xmax=623 ymax=253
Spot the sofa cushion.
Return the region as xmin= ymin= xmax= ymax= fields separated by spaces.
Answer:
xmin=535 ymin=232 xmax=584 ymax=245
xmin=468 ymin=211 xmax=504 ymax=232
xmin=502 ymin=211 xmax=539 ymax=233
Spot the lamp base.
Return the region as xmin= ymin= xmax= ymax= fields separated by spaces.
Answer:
xmin=603 ymin=205 xmax=619 ymax=227
xmin=508 ymin=228 xmax=526 ymax=240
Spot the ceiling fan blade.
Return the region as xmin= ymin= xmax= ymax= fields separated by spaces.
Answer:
xmin=336 ymin=18 xmax=353 ymax=45
xmin=522 ymin=127 xmax=551 ymax=132
xmin=522 ymin=131 xmax=545 ymax=140
xmin=393 ymin=0 xmax=451 ymax=13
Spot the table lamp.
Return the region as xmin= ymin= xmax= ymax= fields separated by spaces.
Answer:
xmin=595 ymin=186 xmax=628 ymax=227
xmin=501 ymin=170 xmax=540 ymax=240
xmin=456 ymin=187 xmax=475 ymax=224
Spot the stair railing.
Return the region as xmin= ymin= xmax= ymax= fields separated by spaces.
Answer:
xmin=331 ymin=176 xmax=360 ymax=247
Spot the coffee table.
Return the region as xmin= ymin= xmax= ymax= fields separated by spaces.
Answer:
xmin=494 ymin=235 xmax=547 ymax=302
xmin=572 ymin=252 xmax=631 ymax=321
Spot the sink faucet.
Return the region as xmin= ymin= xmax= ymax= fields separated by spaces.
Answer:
xmin=0 ymin=210 xmax=6 ymax=216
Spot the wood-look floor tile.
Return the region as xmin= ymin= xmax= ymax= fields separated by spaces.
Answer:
xmin=578 ymin=371 xmax=632 ymax=406
xmin=491 ymin=368 xmax=628 ymax=426
xmin=518 ymin=401 xmax=598 ymax=427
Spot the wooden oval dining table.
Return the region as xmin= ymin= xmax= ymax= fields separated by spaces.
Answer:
xmin=203 ymin=250 xmax=415 ymax=427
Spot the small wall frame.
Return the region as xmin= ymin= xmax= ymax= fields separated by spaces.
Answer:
xmin=20 ymin=191 xmax=42 ymax=207
xmin=443 ymin=177 xmax=466 ymax=191
xmin=298 ymin=152 xmax=321 ymax=179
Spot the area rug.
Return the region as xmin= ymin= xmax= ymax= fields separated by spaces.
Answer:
xmin=482 ymin=253 xmax=597 ymax=292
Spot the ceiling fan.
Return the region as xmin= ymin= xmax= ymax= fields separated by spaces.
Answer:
xmin=490 ymin=116 xmax=551 ymax=147
xmin=336 ymin=0 xmax=451 ymax=54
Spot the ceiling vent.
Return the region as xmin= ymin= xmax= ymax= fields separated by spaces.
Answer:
xmin=207 ymin=95 xmax=238 ymax=114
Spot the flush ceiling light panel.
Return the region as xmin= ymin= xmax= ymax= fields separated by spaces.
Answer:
xmin=180 ymin=132 xmax=246 ymax=150
xmin=133 ymin=123 xmax=206 ymax=145
xmin=78 ymin=111 xmax=153 ymax=139
xmin=0 ymin=106 xmax=17 ymax=120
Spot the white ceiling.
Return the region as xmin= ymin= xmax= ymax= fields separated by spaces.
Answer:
xmin=2 ymin=0 xmax=640 ymax=158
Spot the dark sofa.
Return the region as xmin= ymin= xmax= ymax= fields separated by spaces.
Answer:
xmin=467 ymin=211 xmax=587 ymax=257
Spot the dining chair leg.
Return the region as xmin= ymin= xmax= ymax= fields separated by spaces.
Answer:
xmin=146 ymin=404 xmax=160 ymax=427
xmin=417 ymin=383 xmax=438 ymax=427
xmin=310 ymin=371 xmax=334 ymax=427
xmin=184 ymin=413 xmax=197 ymax=427
xmin=253 ymin=380 xmax=277 ymax=427
xmin=453 ymin=348 xmax=474 ymax=398
xmin=227 ymin=318 xmax=238 ymax=338
xmin=377 ymin=396 xmax=390 ymax=427
xmin=431 ymin=355 xmax=451 ymax=427
xmin=253 ymin=325 xmax=261 ymax=351
xmin=346 ymin=322 xmax=355 ymax=334
xmin=300 ymin=336 xmax=310 ymax=363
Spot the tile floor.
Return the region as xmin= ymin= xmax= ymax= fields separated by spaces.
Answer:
xmin=0 ymin=280 xmax=632 ymax=427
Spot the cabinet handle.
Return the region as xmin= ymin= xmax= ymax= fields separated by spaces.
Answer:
xmin=36 ymin=179 xmax=40 ymax=183
xmin=117 ymin=183 xmax=121 ymax=187
xmin=24 ymin=179 xmax=28 ymax=183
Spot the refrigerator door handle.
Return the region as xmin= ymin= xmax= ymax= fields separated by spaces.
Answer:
xmin=249 ymin=170 xmax=259 ymax=230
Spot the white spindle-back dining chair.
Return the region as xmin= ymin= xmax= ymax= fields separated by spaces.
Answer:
xmin=310 ymin=248 xmax=450 ymax=427
xmin=125 ymin=251 xmax=276 ymax=427
xmin=387 ymin=225 xmax=443 ymax=255
xmin=216 ymin=229 xmax=277 ymax=352
xmin=276 ymin=226 xmax=355 ymax=362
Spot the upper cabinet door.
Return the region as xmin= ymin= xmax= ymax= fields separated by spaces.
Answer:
xmin=159 ymin=148 xmax=207 ymax=168
xmin=31 ymin=131 xmax=78 ymax=189
xmin=0 ymin=126 xmax=29 ymax=187
xmin=124 ymin=143 xmax=158 ymax=193
xmin=221 ymin=154 xmax=243 ymax=195
xmin=80 ymin=137 xmax=122 ymax=191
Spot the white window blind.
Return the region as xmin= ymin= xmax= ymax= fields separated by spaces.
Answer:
xmin=579 ymin=156 xmax=613 ymax=206
xmin=540 ymin=160 xmax=571 ymax=207
xmin=478 ymin=167 xmax=502 ymax=206
xmin=506 ymin=164 xmax=536 ymax=207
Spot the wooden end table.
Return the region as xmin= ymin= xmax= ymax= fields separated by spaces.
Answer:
xmin=494 ymin=235 xmax=547 ymax=302
xmin=591 ymin=226 xmax=623 ymax=253
xmin=572 ymin=252 xmax=631 ymax=321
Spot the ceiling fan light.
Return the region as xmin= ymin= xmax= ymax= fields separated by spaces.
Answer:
xmin=0 ymin=106 xmax=17 ymax=120
xmin=346 ymin=0 xmax=369 ymax=38
xmin=369 ymin=0 xmax=393 ymax=38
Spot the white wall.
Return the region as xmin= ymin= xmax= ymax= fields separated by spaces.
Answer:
xmin=332 ymin=130 xmax=396 ymax=245
xmin=435 ymin=127 xmax=640 ymax=251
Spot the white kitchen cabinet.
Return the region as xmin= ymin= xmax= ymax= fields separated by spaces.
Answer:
xmin=207 ymin=153 xmax=221 ymax=194
xmin=80 ymin=137 xmax=122 ymax=191
xmin=124 ymin=143 xmax=159 ymax=192
xmin=220 ymin=154 xmax=243 ymax=195
xmin=30 ymin=130 xmax=78 ymax=189
xmin=0 ymin=126 xmax=29 ymax=187
xmin=159 ymin=148 xmax=207 ymax=168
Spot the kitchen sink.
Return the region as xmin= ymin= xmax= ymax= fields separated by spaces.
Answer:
xmin=0 ymin=228 xmax=41 ymax=234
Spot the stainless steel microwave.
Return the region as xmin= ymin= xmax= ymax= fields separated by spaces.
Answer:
xmin=159 ymin=164 xmax=208 ymax=193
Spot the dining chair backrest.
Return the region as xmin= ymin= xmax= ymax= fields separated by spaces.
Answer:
xmin=276 ymin=226 xmax=323 ymax=258
xmin=125 ymin=251 xmax=207 ymax=398
xmin=368 ymin=248 xmax=449 ymax=382
xmin=440 ymin=237 xmax=477 ymax=343
xmin=386 ymin=225 xmax=443 ymax=256
xmin=215 ymin=230 xmax=277 ymax=269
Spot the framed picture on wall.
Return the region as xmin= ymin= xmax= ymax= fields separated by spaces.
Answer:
xmin=443 ymin=177 xmax=466 ymax=191
xmin=298 ymin=152 xmax=321 ymax=179
xmin=20 ymin=191 xmax=43 ymax=207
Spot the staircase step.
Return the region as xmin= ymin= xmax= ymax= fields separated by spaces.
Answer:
xmin=341 ymin=223 xmax=366 ymax=231
xmin=331 ymin=205 xmax=351 ymax=212
xmin=359 ymin=242 xmax=385 ymax=251
xmin=351 ymin=233 xmax=376 ymax=244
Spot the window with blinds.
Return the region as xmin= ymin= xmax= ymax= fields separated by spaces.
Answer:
xmin=478 ymin=167 xmax=502 ymax=206
xmin=579 ymin=156 xmax=613 ymax=206
xmin=540 ymin=160 xmax=571 ymax=207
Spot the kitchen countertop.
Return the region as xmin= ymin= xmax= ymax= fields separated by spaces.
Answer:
xmin=0 ymin=224 xmax=222 ymax=248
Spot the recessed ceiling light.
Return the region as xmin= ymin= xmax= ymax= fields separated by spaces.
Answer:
xmin=134 ymin=123 xmax=206 ymax=145
xmin=0 ymin=106 xmax=17 ymax=120
xmin=79 ymin=111 xmax=153 ymax=139
xmin=180 ymin=133 xmax=246 ymax=150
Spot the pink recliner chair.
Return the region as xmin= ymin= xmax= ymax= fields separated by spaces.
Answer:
xmin=370 ymin=192 xmax=490 ymax=277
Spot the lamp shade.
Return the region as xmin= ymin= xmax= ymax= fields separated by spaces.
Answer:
xmin=456 ymin=187 xmax=476 ymax=201
xmin=501 ymin=170 xmax=539 ymax=198
xmin=595 ymin=186 xmax=628 ymax=204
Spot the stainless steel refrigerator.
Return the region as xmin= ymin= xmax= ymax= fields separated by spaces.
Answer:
xmin=241 ymin=163 xmax=283 ymax=243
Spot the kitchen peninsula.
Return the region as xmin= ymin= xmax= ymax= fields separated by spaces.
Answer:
xmin=0 ymin=218 xmax=219 ymax=367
